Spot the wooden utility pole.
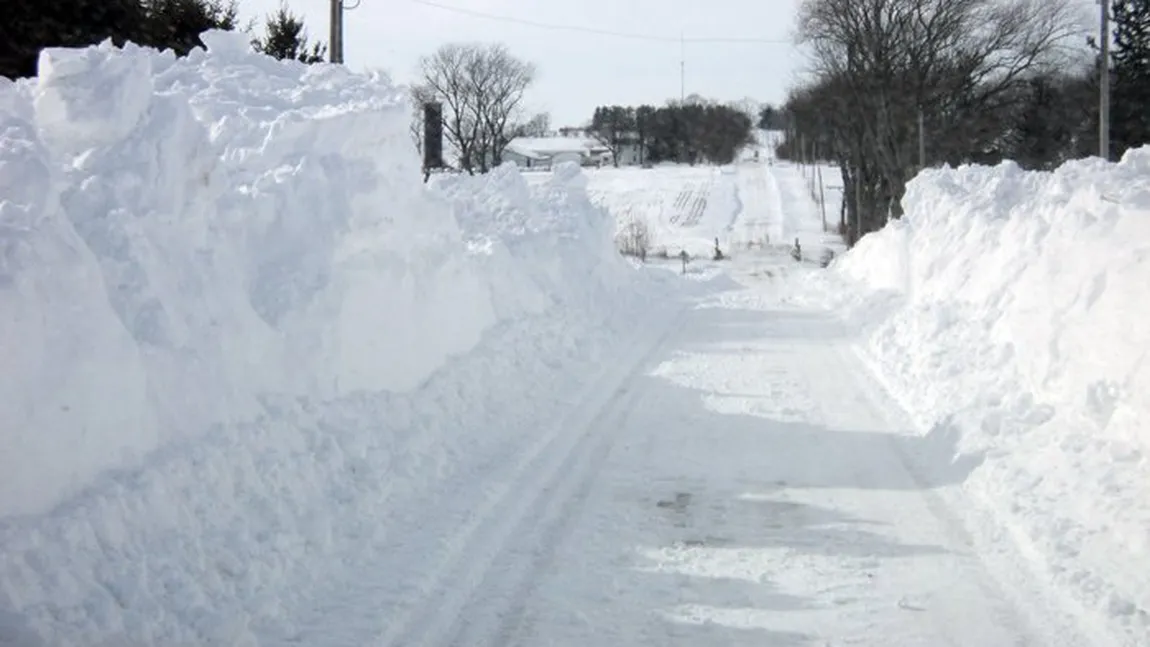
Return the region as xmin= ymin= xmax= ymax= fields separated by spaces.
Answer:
xmin=679 ymin=32 xmax=685 ymax=102
xmin=329 ymin=0 xmax=343 ymax=64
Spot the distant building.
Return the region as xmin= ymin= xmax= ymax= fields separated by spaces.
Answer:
xmin=616 ymin=141 xmax=643 ymax=166
xmin=557 ymin=126 xmax=589 ymax=138
xmin=503 ymin=137 xmax=612 ymax=169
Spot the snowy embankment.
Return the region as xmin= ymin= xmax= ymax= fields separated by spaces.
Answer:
xmin=0 ymin=32 xmax=673 ymax=645
xmin=800 ymin=152 xmax=1150 ymax=644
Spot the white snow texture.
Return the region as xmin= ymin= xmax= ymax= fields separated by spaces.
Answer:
xmin=0 ymin=31 xmax=667 ymax=646
xmin=4 ymin=29 xmax=1150 ymax=647
xmin=801 ymin=151 xmax=1150 ymax=644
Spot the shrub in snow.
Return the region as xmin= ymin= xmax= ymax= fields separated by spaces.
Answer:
xmin=819 ymin=248 xmax=835 ymax=268
xmin=616 ymin=217 xmax=652 ymax=260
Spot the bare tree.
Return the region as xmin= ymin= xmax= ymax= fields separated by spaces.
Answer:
xmin=416 ymin=43 xmax=535 ymax=174
xmin=790 ymin=0 xmax=1080 ymax=241
xmin=418 ymin=44 xmax=481 ymax=173
xmin=730 ymin=97 xmax=763 ymax=124
xmin=471 ymin=44 xmax=535 ymax=170
xmin=516 ymin=112 xmax=551 ymax=137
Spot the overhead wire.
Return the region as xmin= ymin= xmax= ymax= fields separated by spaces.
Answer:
xmin=405 ymin=0 xmax=790 ymax=44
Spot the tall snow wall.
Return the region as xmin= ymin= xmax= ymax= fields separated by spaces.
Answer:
xmin=806 ymin=151 xmax=1150 ymax=645
xmin=0 ymin=31 xmax=648 ymax=519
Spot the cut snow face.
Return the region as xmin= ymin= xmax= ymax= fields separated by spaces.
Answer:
xmin=797 ymin=150 xmax=1150 ymax=646
xmin=0 ymin=31 xmax=658 ymax=519
xmin=0 ymin=29 xmax=684 ymax=647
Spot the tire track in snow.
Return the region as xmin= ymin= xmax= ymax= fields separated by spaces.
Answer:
xmin=764 ymin=163 xmax=789 ymax=244
xmin=444 ymin=353 xmax=655 ymax=646
xmin=373 ymin=307 xmax=688 ymax=647
xmin=732 ymin=162 xmax=782 ymax=248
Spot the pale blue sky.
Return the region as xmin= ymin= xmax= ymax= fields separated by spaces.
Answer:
xmin=241 ymin=0 xmax=806 ymax=127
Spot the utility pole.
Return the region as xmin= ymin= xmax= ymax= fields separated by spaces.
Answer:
xmin=679 ymin=32 xmax=685 ymax=102
xmin=1099 ymin=0 xmax=1111 ymax=160
xmin=329 ymin=0 xmax=343 ymax=64
xmin=328 ymin=0 xmax=361 ymax=64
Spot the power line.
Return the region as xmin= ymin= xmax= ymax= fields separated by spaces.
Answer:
xmin=406 ymin=0 xmax=790 ymax=44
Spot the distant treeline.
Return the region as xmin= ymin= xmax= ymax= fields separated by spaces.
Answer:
xmin=588 ymin=101 xmax=755 ymax=166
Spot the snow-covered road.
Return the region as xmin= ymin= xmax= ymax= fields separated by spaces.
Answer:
xmin=259 ymin=162 xmax=1094 ymax=647
xmin=261 ymin=264 xmax=1087 ymax=646
xmin=484 ymin=291 xmax=1061 ymax=646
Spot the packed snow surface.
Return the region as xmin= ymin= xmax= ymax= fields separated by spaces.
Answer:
xmin=797 ymin=151 xmax=1150 ymax=645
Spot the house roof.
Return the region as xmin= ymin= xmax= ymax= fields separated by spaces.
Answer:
xmin=506 ymin=136 xmax=603 ymax=158
xmin=504 ymin=142 xmax=550 ymax=160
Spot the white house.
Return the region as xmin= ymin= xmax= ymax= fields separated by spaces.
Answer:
xmin=503 ymin=137 xmax=612 ymax=169
xmin=615 ymin=141 xmax=643 ymax=166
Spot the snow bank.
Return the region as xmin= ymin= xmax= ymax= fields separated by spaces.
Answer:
xmin=1 ymin=31 xmax=467 ymax=517
xmin=0 ymin=32 xmax=672 ymax=645
xmin=803 ymin=151 xmax=1150 ymax=644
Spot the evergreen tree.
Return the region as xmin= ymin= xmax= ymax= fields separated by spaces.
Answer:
xmin=1 ymin=0 xmax=242 ymax=79
xmin=634 ymin=105 xmax=656 ymax=165
xmin=758 ymin=105 xmax=784 ymax=130
xmin=1 ymin=0 xmax=146 ymax=78
xmin=1111 ymin=0 xmax=1150 ymax=156
xmin=140 ymin=0 xmax=239 ymax=56
xmin=253 ymin=3 xmax=326 ymax=64
xmin=594 ymin=101 xmax=751 ymax=166
xmin=588 ymin=106 xmax=636 ymax=167
xmin=1012 ymin=75 xmax=1068 ymax=169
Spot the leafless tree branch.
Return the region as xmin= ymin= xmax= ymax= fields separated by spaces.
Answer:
xmin=416 ymin=43 xmax=535 ymax=174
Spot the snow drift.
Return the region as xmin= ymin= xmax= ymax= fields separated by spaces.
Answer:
xmin=0 ymin=32 xmax=671 ymax=645
xmin=802 ymin=151 xmax=1150 ymax=645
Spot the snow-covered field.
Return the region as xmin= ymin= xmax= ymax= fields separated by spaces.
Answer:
xmin=2 ymin=31 xmax=1147 ymax=647
xmin=525 ymin=157 xmax=842 ymax=267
